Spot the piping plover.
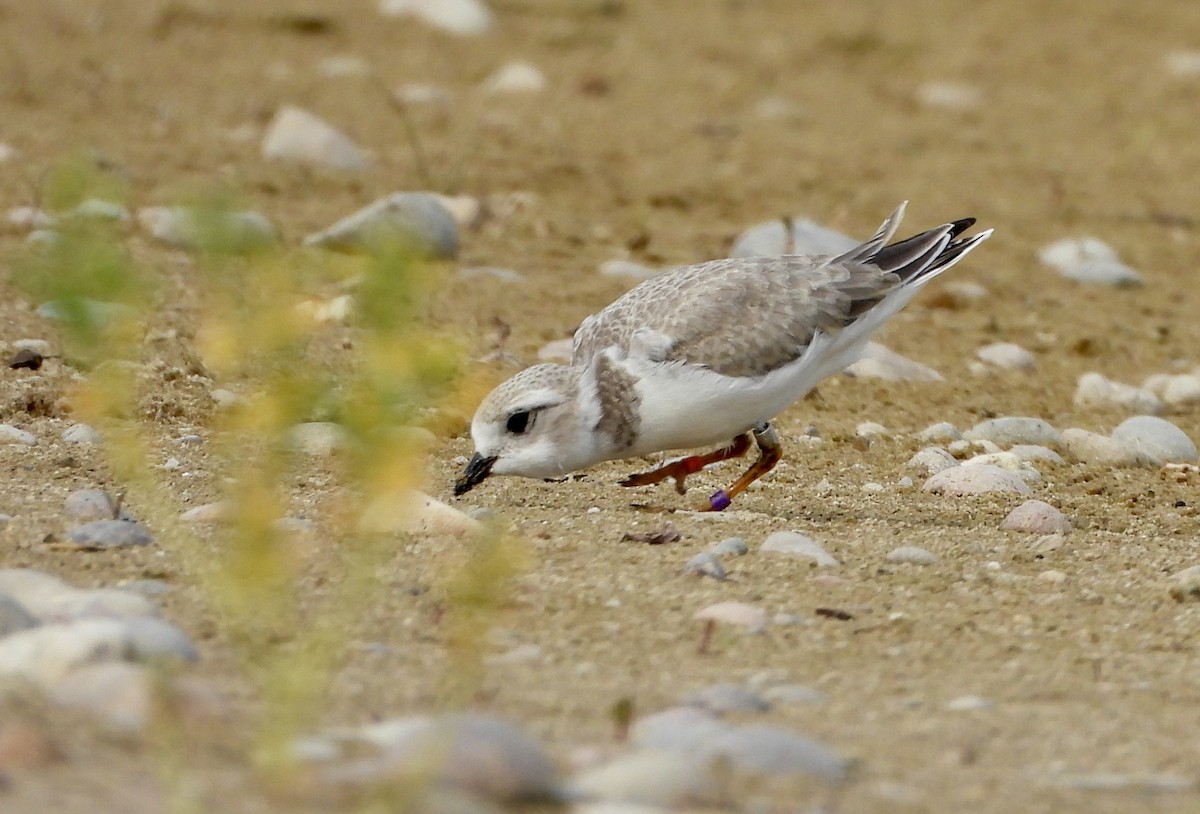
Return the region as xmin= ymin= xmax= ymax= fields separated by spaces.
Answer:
xmin=455 ymin=203 xmax=991 ymax=510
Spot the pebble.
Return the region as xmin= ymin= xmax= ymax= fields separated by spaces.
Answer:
xmin=0 ymin=619 xmax=132 ymax=685
xmin=945 ymin=695 xmax=992 ymax=711
xmin=137 ymin=205 xmax=275 ymax=251
xmin=7 ymin=206 xmax=52 ymax=229
xmin=70 ymin=198 xmax=130 ymax=222
xmin=63 ymin=489 xmax=121 ymax=522
xmin=316 ymin=55 xmax=372 ymax=78
xmin=359 ymin=490 xmax=482 ymax=538
xmin=599 ymin=259 xmax=659 ymax=282
xmin=261 ymin=106 xmax=370 ymax=172
xmin=630 ymin=707 xmax=731 ymax=753
xmin=1001 ymin=500 xmax=1071 ymax=534
xmin=1039 ymin=237 xmax=1142 ymax=286
xmin=962 ymin=452 xmax=1042 ymax=482
xmin=0 ymin=593 xmax=38 ymax=637
xmin=855 ymin=421 xmax=888 ymax=439
xmin=1060 ymin=428 xmax=1147 ymax=467
xmin=1007 ymin=444 xmax=1065 ymax=465
xmin=303 ymin=192 xmax=459 ymax=259
xmin=1074 ymin=372 xmax=1162 ymax=414
xmin=963 ymin=416 xmax=1060 ymax=447
xmin=118 ymin=579 xmax=174 ymax=597
xmin=975 ymin=342 xmax=1036 ymax=371
xmin=61 ymin=423 xmax=101 ymax=444
xmin=297 ymin=294 xmax=355 ymax=325
xmin=682 ymin=553 xmax=726 ymax=581
xmin=916 ymin=81 xmax=982 ymax=110
xmin=394 ymin=82 xmax=454 ymax=106
xmin=693 ymin=602 xmax=767 ymax=633
xmin=0 ymin=424 xmax=37 ymax=446
xmin=570 ymin=749 xmax=724 ymax=807
xmin=379 ymin=0 xmax=493 ymax=36
xmin=66 ymin=520 xmax=154 ymax=549
xmin=886 ymin=546 xmax=938 ymax=565
xmin=49 ymin=661 xmax=153 ymax=734
xmin=760 ymin=532 xmax=838 ymax=566
xmin=710 ymin=537 xmax=748 ymax=557
xmin=697 ymin=724 xmax=848 ymax=781
xmin=180 ymin=501 xmax=229 ymax=523
xmin=321 ymin=715 xmax=560 ymax=802
xmin=922 ymin=464 xmax=1032 ymax=496
xmin=730 ymin=217 xmax=856 ymax=258
xmin=1166 ymin=50 xmax=1200 ymax=77
xmin=1038 ymin=569 xmax=1068 ymax=585
xmin=0 ymin=569 xmax=73 ymax=616
xmin=1160 ymin=374 xmax=1200 ymax=406
xmin=13 ymin=338 xmax=52 ymax=355
xmin=39 ymin=589 xmax=157 ymax=622
xmin=1168 ymin=565 xmax=1200 ymax=602
xmin=906 ymin=446 xmax=959 ymax=476
xmin=290 ymin=422 xmax=348 ymax=455
xmin=844 ymin=342 xmax=943 ymax=381
xmin=918 ymin=422 xmax=962 ymax=443
xmin=121 ymin=617 xmax=199 ymax=662
xmin=1111 ymin=416 xmax=1198 ymax=464
xmin=483 ymin=62 xmax=547 ymax=94
xmin=681 ymin=683 xmax=770 ymax=714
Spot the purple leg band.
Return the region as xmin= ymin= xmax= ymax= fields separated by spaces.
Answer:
xmin=709 ymin=490 xmax=731 ymax=512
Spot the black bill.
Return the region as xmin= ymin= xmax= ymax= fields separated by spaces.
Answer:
xmin=454 ymin=452 xmax=498 ymax=496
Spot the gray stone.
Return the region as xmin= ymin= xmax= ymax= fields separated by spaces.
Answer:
xmin=1061 ymin=260 xmax=1142 ymax=286
xmin=0 ymin=569 xmax=74 ymax=618
xmin=48 ymin=661 xmax=152 ymax=734
xmin=0 ymin=424 xmax=37 ymax=446
xmin=63 ymin=489 xmax=120 ymax=522
xmin=1074 ymin=372 xmax=1162 ymax=414
xmin=975 ymin=342 xmax=1036 ymax=371
xmin=906 ymin=446 xmax=959 ymax=476
xmin=698 ymin=724 xmax=848 ymax=781
xmin=1060 ymin=428 xmax=1149 ymax=467
xmin=66 ymin=520 xmax=154 ymax=549
xmin=963 ymin=417 xmax=1061 ymax=447
xmin=682 ymin=552 xmax=725 ymax=581
xmin=630 ymin=707 xmax=731 ymax=753
xmin=760 ymin=684 xmax=826 ymax=705
xmin=886 ymin=546 xmax=938 ymax=565
xmin=570 ymin=750 xmax=725 ymax=807
xmin=918 ymin=422 xmax=962 ymax=443
xmin=261 ymin=106 xmax=370 ymax=172
xmin=61 ymin=423 xmax=102 ymax=444
xmin=761 ymin=532 xmax=838 ymax=566
xmin=1008 ymin=444 xmax=1065 ymax=465
xmin=304 ymin=192 xmax=459 ymax=259
xmin=1112 ymin=416 xmax=1198 ymax=464
xmin=710 ymin=537 xmax=748 ymax=557
xmin=0 ymin=593 xmax=38 ymax=637
xmin=0 ymin=619 xmax=132 ymax=685
xmin=378 ymin=0 xmax=494 ymax=37
xmin=118 ymin=580 xmax=174 ymax=597
xmin=731 ymin=217 xmax=856 ymax=258
xmin=844 ymin=342 xmax=942 ymax=382
xmin=1001 ymin=500 xmax=1072 ymax=535
xmin=923 ymin=464 xmax=1032 ymax=496
xmin=138 ymin=206 xmax=276 ymax=251
xmin=121 ymin=617 xmax=199 ymax=662
xmin=40 ymin=589 xmax=157 ymax=623
xmin=681 ymin=683 xmax=770 ymax=714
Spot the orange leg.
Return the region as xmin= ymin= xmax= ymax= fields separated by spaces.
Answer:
xmin=620 ymin=433 xmax=752 ymax=495
xmin=703 ymin=423 xmax=782 ymax=511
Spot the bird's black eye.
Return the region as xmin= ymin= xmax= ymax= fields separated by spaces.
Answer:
xmin=506 ymin=410 xmax=533 ymax=435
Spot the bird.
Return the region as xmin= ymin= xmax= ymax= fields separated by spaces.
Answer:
xmin=454 ymin=202 xmax=991 ymax=511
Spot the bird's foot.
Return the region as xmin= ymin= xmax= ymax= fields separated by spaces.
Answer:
xmin=620 ymin=456 xmax=706 ymax=494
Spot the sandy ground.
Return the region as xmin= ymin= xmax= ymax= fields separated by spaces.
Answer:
xmin=1 ymin=1 xmax=1200 ymax=812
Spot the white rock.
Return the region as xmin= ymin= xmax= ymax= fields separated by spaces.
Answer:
xmin=13 ymin=338 xmax=52 ymax=355
xmin=1074 ymin=372 xmax=1162 ymax=414
xmin=571 ymin=750 xmax=724 ymax=807
xmin=261 ymin=106 xmax=370 ymax=172
xmin=66 ymin=520 xmax=154 ymax=550
xmin=752 ymin=95 xmax=804 ymax=121
xmin=137 ymin=206 xmax=275 ymax=250
xmin=70 ymin=198 xmax=130 ymax=222
xmin=432 ymin=194 xmax=484 ymax=229
xmin=1038 ymin=236 xmax=1119 ymax=271
xmin=359 ymin=491 xmax=483 ymax=537
xmin=180 ymin=502 xmax=230 ymax=523
xmin=7 ymin=206 xmax=53 ymax=229
xmin=0 ymin=619 xmax=132 ymax=685
xmin=0 ymin=594 xmax=38 ymax=637
xmin=393 ymin=83 xmax=453 ymax=106
xmin=975 ymin=342 xmax=1036 ymax=370
xmin=923 ymin=464 xmax=1032 ymax=496
xmin=1062 ymin=260 xmax=1142 ymax=287
xmin=916 ymin=81 xmax=982 ymax=110
xmin=1060 ymin=428 xmax=1148 ymax=467
xmin=483 ymin=62 xmax=546 ymax=94
xmin=945 ymin=695 xmax=992 ymax=711
xmin=760 ymin=532 xmax=838 ymax=566
xmin=906 ymin=446 xmax=959 ymax=476
xmin=1169 ymin=565 xmax=1200 ymax=602
xmin=0 ymin=424 xmax=37 ymax=446
xmin=1007 ymin=444 xmax=1065 ymax=465
xmin=1166 ymin=50 xmax=1200 ymax=76
xmin=303 ymin=192 xmax=458 ymax=259
xmin=698 ymin=724 xmax=848 ymax=780
xmin=731 ymin=217 xmax=856 ymax=258
xmin=38 ymin=589 xmax=157 ymax=623
xmin=630 ymin=707 xmax=731 ymax=753
xmin=682 ymin=683 xmax=769 ymax=714
xmin=710 ymin=537 xmax=748 ymax=557
xmin=63 ymin=490 xmax=119 ymax=522
xmin=599 ymin=259 xmax=658 ymax=281
xmin=0 ymin=569 xmax=74 ymax=616
xmin=886 ymin=546 xmax=937 ymax=565
xmin=290 ymin=422 xmax=348 ymax=455
xmin=963 ymin=453 xmax=1041 ymax=482
xmin=0 ymin=143 xmax=15 ymax=162
xmin=1111 ymin=416 xmax=1198 ymax=463
xmin=918 ymin=421 xmax=962 ymax=443
xmin=1001 ymin=500 xmax=1072 ymax=534
xmin=379 ymin=0 xmax=493 ymax=36
xmin=62 ymin=423 xmax=101 ymax=444
xmin=693 ymin=602 xmax=767 ymax=633
xmin=1162 ymin=374 xmax=1200 ymax=406
xmin=963 ymin=416 xmax=1060 ymax=447
xmin=856 ymin=421 xmax=888 ymax=439
xmin=844 ymin=341 xmax=943 ymax=381
xmin=682 ymin=552 xmax=725 ymax=581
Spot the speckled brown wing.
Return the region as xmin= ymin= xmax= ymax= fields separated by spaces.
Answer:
xmin=572 ymin=255 xmax=902 ymax=378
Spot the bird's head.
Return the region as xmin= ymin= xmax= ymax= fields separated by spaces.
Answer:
xmin=454 ymin=364 xmax=595 ymax=496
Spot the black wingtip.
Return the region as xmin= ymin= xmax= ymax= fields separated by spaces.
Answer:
xmin=948 ymin=217 xmax=976 ymax=239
